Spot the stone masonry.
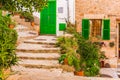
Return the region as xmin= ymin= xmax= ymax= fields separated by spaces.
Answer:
xmin=75 ymin=0 xmax=120 ymax=68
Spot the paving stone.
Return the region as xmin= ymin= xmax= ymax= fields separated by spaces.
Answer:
xmin=19 ymin=59 xmax=61 ymax=69
xmin=16 ymin=52 xmax=60 ymax=60
xmin=100 ymin=68 xmax=119 ymax=78
xmin=16 ymin=43 xmax=60 ymax=53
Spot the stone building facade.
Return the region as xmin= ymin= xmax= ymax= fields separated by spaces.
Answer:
xmin=75 ymin=0 xmax=120 ymax=67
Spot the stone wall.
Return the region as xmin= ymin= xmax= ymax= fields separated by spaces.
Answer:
xmin=75 ymin=0 xmax=120 ymax=31
xmin=75 ymin=0 xmax=120 ymax=68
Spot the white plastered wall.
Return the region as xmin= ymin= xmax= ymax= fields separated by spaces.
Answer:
xmin=56 ymin=0 xmax=75 ymax=36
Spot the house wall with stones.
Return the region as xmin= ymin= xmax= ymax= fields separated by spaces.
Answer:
xmin=75 ymin=0 xmax=120 ymax=68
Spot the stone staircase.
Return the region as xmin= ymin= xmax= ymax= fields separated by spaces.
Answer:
xmin=16 ymin=36 xmax=61 ymax=69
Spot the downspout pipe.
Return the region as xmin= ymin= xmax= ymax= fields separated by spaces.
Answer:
xmin=67 ymin=0 xmax=69 ymax=22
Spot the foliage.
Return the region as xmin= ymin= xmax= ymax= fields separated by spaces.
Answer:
xmin=99 ymin=51 xmax=107 ymax=60
xmin=0 ymin=15 xmax=16 ymax=28
xmin=58 ymin=54 xmax=67 ymax=64
xmin=57 ymin=36 xmax=80 ymax=67
xmin=75 ymin=32 xmax=100 ymax=76
xmin=65 ymin=21 xmax=76 ymax=34
xmin=0 ymin=0 xmax=47 ymax=13
xmin=62 ymin=23 xmax=101 ymax=76
xmin=0 ymin=26 xmax=18 ymax=79
xmin=21 ymin=11 xmax=34 ymax=22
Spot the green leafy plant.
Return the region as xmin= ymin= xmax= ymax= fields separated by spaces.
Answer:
xmin=58 ymin=22 xmax=101 ymax=76
xmin=0 ymin=26 xmax=18 ymax=79
xmin=99 ymin=51 xmax=107 ymax=60
xmin=57 ymin=36 xmax=79 ymax=66
xmin=58 ymin=54 xmax=67 ymax=64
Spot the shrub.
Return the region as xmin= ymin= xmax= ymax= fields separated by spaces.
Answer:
xmin=0 ymin=26 xmax=18 ymax=79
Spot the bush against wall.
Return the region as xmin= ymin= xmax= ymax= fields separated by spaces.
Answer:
xmin=63 ymin=23 xmax=100 ymax=76
xmin=0 ymin=26 xmax=18 ymax=79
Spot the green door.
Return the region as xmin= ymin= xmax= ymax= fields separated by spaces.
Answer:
xmin=40 ymin=1 xmax=56 ymax=34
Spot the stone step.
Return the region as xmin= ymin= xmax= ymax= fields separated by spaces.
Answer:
xmin=24 ymin=39 xmax=56 ymax=45
xmin=24 ymin=36 xmax=57 ymax=45
xmin=16 ymin=43 xmax=60 ymax=53
xmin=16 ymin=52 xmax=60 ymax=60
xmin=19 ymin=59 xmax=61 ymax=69
xmin=18 ymin=31 xmax=38 ymax=38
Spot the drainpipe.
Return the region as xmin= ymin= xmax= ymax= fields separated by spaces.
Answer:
xmin=67 ymin=0 xmax=69 ymax=22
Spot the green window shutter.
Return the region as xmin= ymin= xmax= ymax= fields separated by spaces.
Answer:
xmin=82 ymin=19 xmax=90 ymax=39
xmin=102 ymin=19 xmax=110 ymax=40
xmin=59 ymin=23 xmax=66 ymax=31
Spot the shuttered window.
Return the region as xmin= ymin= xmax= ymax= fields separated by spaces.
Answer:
xmin=102 ymin=19 xmax=110 ymax=40
xmin=82 ymin=19 xmax=110 ymax=40
xmin=82 ymin=19 xmax=90 ymax=39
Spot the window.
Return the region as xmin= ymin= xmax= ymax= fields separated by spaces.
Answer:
xmin=91 ymin=19 xmax=102 ymax=38
xmin=82 ymin=19 xmax=110 ymax=40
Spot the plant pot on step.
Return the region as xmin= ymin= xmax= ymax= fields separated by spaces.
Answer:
xmin=9 ymin=24 xmax=15 ymax=29
xmin=31 ymin=21 xmax=35 ymax=27
xmin=63 ymin=58 xmax=68 ymax=65
xmin=20 ymin=15 xmax=24 ymax=19
xmin=74 ymin=70 xmax=84 ymax=76
xmin=100 ymin=60 xmax=105 ymax=68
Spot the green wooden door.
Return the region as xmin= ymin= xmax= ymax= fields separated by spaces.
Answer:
xmin=40 ymin=1 xmax=56 ymax=34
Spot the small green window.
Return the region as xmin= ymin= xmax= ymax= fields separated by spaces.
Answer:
xmin=59 ymin=23 xmax=66 ymax=31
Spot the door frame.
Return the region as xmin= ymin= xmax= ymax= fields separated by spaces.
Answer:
xmin=40 ymin=0 xmax=56 ymax=35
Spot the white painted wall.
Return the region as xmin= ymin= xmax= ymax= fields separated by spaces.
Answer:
xmin=57 ymin=0 xmax=75 ymax=36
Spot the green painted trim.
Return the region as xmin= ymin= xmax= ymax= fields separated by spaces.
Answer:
xmin=102 ymin=19 xmax=110 ymax=40
xmin=82 ymin=19 xmax=90 ymax=39
xmin=59 ymin=23 xmax=66 ymax=31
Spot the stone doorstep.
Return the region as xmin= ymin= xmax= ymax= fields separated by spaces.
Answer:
xmin=24 ymin=40 xmax=56 ymax=45
xmin=19 ymin=59 xmax=61 ymax=69
xmin=16 ymin=52 xmax=60 ymax=60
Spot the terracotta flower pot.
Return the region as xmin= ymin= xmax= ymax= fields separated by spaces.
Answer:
xmin=31 ymin=22 xmax=35 ymax=27
xmin=100 ymin=60 xmax=105 ymax=68
xmin=74 ymin=71 xmax=84 ymax=76
xmin=20 ymin=15 xmax=24 ymax=19
xmin=9 ymin=24 xmax=15 ymax=29
xmin=63 ymin=58 xmax=68 ymax=65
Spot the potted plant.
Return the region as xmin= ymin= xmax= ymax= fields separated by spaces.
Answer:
xmin=99 ymin=51 xmax=107 ymax=68
xmin=75 ymin=32 xmax=100 ymax=76
xmin=29 ymin=15 xmax=34 ymax=27
xmin=9 ymin=20 xmax=16 ymax=29
xmin=58 ymin=54 xmax=67 ymax=65
xmin=57 ymin=35 xmax=79 ymax=66
xmin=73 ymin=58 xmax=84 ymax=76
xmin=20 ymin=12 xmax=25 ymax=19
